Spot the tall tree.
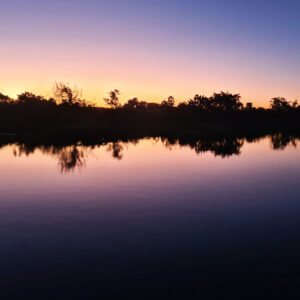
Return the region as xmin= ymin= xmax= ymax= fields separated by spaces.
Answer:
xmin=104 ymin=89 xmax=120 ymax=108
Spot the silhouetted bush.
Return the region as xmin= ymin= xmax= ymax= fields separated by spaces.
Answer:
xmin=0 ymin=93 xmax=12 ymax=103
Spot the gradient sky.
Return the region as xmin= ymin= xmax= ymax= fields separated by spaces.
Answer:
xmin=1 ymin=0 xmax=300 ymax=106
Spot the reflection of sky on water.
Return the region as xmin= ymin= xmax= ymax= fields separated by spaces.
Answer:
xmin=1 ymin=134 xmax=300 ymax=297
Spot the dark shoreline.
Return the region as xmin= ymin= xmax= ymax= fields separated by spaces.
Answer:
xmin=2 ymin=88 xmax=300 ymax=140
xmin=1 ymin=114 xmax=300 ymax=142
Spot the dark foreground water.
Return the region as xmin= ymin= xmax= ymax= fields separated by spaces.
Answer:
xmin=1 ymin=134 xmax=300 ymax=299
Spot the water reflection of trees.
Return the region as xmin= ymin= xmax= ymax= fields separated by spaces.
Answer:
xmin=9 ymin=140 xmax=128 ymax=172
xmin=164 ymin=133 xmax=298 ymax=156
xmin=1 ymin=132 xmax=299 ymax=172
xmin=13 ymin=144 xmax=88 ymax=173
xmin=270 ymin=133 xmax=297 ymax=150
xmin=162 ymin=137 xmax=244 ymax=157
xmin=56 ymin=146 xmax=86 ymax=172
xmin=106 ymin=142 xmax=124 ymax=160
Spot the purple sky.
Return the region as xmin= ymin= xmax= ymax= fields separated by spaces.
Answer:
xmin=1 ymin=0 xmax=299 ymax=106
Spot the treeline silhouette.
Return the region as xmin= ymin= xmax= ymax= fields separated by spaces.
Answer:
xmin=1 ymin=132 xmax=299 ymax=172
xmin=1 ymin=83 xmax=300 ymax=134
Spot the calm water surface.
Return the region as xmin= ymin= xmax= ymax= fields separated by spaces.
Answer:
xmin=1 ymin=135 xmax=300 ymax=298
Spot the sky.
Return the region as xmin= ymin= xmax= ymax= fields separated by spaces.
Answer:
xmin=1 ymin=0 xmax=300 ymax=106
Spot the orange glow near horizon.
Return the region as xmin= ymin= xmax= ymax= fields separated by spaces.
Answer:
xmin=1 ymin=1 xmax=300 ymax=108
xmin=1 ymin=51 xmax=298 ymax=108
xmin=1 ymin=33 xmax=299 ymax=108
xmin=1 ymin=70 xmax=295 ymax=108
xmin=1 ymin=40 xmax=299 ymax=108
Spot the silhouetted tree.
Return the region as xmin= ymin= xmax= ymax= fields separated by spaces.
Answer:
xmin=245 ymin=102 xmax=253 ymax=110
xmin=124 ymin=97 xmax=139 ymax=109
xmin=17 ymin=92 xmax=46 ymax=104
xmin=123 ymin=98 xmax=149 ymax=110
xmin=104 ymin=89 xmax=120 ymax=108
xmin=291 ymin=100 xmax=298 ymax=109
xmin=270 ymin=97 xmax=291 ymax=111
xmin=2 ymin=83 xmax=300 ymax=137
xmin=53 ymin=82 xmax=83 ymax=105
xmin=188 ymin=95 xmax=211 ymax=110
xmin=138 ymin=101 xmax=148 ymax=110
xmin=210 ymin=92 xmax=243 ymax=111
xmin=161 ymin=96 xmax=175 ymax=107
